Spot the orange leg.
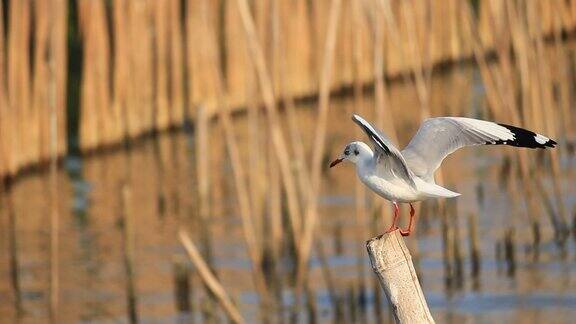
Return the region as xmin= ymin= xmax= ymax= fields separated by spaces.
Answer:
xmin=400 ymin=203 xmax=416 ymax=236
xmin=385 ymin=202 xmax=400 ymax=233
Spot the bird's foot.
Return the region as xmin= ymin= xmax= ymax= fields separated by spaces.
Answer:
xmin=399 ymin=228 xmax=412 ymax=236
xmin=384 ymin=226 xmax=398 ymax=234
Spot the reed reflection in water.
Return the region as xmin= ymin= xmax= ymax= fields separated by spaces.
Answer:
xmin=0 ymin=61 xmax=575 ymax=322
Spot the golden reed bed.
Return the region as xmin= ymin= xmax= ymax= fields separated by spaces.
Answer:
xmin=0 ymin=0 xmax=575 ymax=180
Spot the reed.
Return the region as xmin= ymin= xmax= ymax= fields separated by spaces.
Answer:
xmin=236 ymin=0 xmax=304 ymax=249
xmin=173 ymin=257 xmax=192 ymax=314
xmin=2 ymin=184 xmax=22 ymax=317
xmin=315 ymin=237 xmax=343 ymax=321
xmin=504 ymin=228 xmax=516 ymax=277
xmin=195 ymin=0 xmax=271 ymax=306
xmin=352 ymin=2 xmax=369 ymax=315
xmin=467 ymin=213 xmax=481 ymax=283
xmin=272 ymin=0 xmax=312 ymax=205
xmin=196 ymin=106 xmax=210 ymax=224
xmin=179 ymin=230 xmax=245 ymax=324
xmin=0 ymin=0 xmax=66 ymax=178
xmin=48 ymin=2 xmax=62 ymax=317
xmin=295 ymin=0 xmax=342 ymax=297
xmin=464 ymin=0 xmax=553 ymax=249
xmin=120 ymin=184 xmax=139 ymax=324
xmin=0 ymin=1 xmax=575 ymax=321
xmin=0 ymin=0 xmax=575 ymax=181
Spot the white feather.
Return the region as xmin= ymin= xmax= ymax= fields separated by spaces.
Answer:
xmin=534 ymin=133 xmax=549 ymax=144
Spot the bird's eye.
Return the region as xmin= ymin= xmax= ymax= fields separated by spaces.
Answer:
xmin=344 ymin=150 xmax=350 ymax=155
xmin=354 ymin=149 xmax=359 ymax=155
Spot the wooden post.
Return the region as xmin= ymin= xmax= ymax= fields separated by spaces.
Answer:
xmin=366 ymin=230 xmax=435 ymax=324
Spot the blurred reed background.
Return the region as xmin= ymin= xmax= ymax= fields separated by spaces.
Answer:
xmin=0 ymin=0 xmax=575 ymax=323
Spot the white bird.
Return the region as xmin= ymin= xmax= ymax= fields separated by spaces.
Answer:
xmin=330 ymin=114 xmax=556 ymax=236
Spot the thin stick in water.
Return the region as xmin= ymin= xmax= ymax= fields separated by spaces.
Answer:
xmin=178 ymin=230 xmax=245 ymax=324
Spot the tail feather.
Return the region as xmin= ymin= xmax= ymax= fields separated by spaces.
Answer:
xmin=414 ymin=177 xmax=461 ymax=198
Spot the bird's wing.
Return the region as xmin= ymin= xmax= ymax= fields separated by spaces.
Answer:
xmin=401 ymin=117 xmax=556 ymax=182
xmin=352 ymin=114 xmax=416 ymax=188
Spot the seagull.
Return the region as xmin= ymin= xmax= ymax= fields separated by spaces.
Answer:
xmin=330 ymin=114 xmax=557 ymax=236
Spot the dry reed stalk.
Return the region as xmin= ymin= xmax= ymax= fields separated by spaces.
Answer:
xmin=402 ymin=0 xmax=433 ymax=120
xmin=168 ymin=0 xmax=185 ymax=126
xmin=309 ymin=0 xmax=325 ymax=83
xmin=186 ymin=0 xmax=217 ymax=117
xmin=31 ymin=0 xmax=49 ymax=164
xmin=3 ymin=185 xmax=22 ymax=316
xmin=498 ymin=3 xmax=566 ymax=242
xmin=235 ymin=0 xmax=303 ymax=245
xmin=0 ymin=0 xmax=7 ymax=177
xmin=527 ymin=4 xmax=569 ymax=236
xmin=272 ymin=0 xmax=312 ymax=200
xmin=315 ymin=237 xmax=344 ymax=321
xmin=95 ymin=1 xmax=114 ymax=146
xmin=441 ymin=203 xmax=456 ymax=287
xmin=246 ymin=76 xmax=266 ymax=252
xmin=264 ymin=0 xmax=286 ymax=274
xmin=121 ymin=184 xmax=139 ymax=323
xmin=461 ymin=2 xmax=505 ymax=116
xmin=111 ymin=0 xmax=131 ymax=143
xmin=48 ymin=3 xmax=61 ymax=317
xmin=224 ymin=0 xmax=250 ymax=109
xmin=447 ymin=0 xmax=463 ymax=60
xmin=197 ymin=0 xmax=270 ymax=304
xmin=503 ymin=228 xmax=516 ymax=277
xmin=495 ymin=3 xmax=544 ymax=246
xmin=132 ymin=2 xmax=155 ymax=137
xmin=215 ymin=97 xmax=271 ymax=303
xmin=173 ymin=257 xmax=192 ymax=313
xmin=195 ymin=105 xmax=210 ymax=224
xmin=78 ymin=0 xmax=111 ymax=151
xmin=209 ymin=127 xmax=226 ymax=224
xmin=295 ymin=0 xmax=342 ymax=297
xmin=268 ymin=137 xmax=283 ymax=259
xmin=255 ymin=0 xmax=271 ymax=74
xmin=7 ymin=0 xmax=32 ymax=172
xmin=467 ymin=213 xmax=481 ymax=282
xmin=157 ymin=135 xmax=178 ymax=221
xmin=400 ymin=0 xmax=440 ymax=247
xmin=372 ymin=0 xmax=398 ymax=142
xmin=179 ymin=230 xmax=245 ymax=324
xmin=450 ymin=202 xmax=464 ymax=288
xmin=154 ymin=0 xmax=170 ymax=131
xmin=550 ymin=29 xmax=575 ymax=139
xmin=54 ymin=0 xmax=68 ymax=157
xmin=335 ymin=0 xmax=354 ymax=88
xmin=304 ymin=282 xmax=318 ymax=322
xmin=372 ymin=0 xmax=400 ymax=233
xmin=463 ymin=1 xmax=543 ymax=246
xmin=352 ymin=0 xmax=368 ymax=287
xmin=532 ymin=176 xmax=567 ymax=245
xmin=245 ymin=41 xmax=265 ymax=245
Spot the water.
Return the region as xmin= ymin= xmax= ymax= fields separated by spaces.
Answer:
xmin=0 ymin=63 xmax=575 ymax=323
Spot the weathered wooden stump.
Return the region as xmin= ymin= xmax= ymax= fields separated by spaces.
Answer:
xmin=366 ymin=230 xmax=435 ymax=324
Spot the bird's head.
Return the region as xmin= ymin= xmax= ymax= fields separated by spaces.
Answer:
xmin=329 ymin=141 xmax=372 ymax=168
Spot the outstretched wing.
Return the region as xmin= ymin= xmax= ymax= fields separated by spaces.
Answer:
xmin=352 ymin=114 xmax=416 ymax=188
xmin=401 ymin=117 xmax=556 ymax=182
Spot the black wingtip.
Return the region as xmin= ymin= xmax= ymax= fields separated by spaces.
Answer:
xmin=495 ymin=123 xmax=557 ymax=149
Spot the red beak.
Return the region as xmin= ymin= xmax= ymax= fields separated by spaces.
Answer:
xmin=329 ymin=157 xmax=344 ymax=168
